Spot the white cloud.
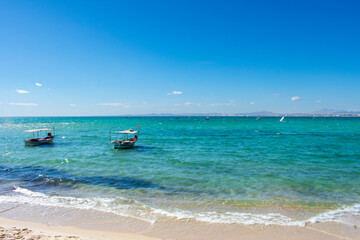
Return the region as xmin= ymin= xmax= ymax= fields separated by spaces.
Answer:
xmin=98 ymin=103 xmax=130 ymax=108
xmin=209 ymin=100 xmax=236 ymax=107
xmin=316 ymin=100 xmax=322 ymax=103
xmin=175 ymin=102 xmax=194 ymax=106
xmin=70 ymin=104 xmax=76 ymax=107
xmin=272 ymin=93 xmax=280 ymax=96
xmin=9 ymin=103 xmax=38 ymax=106
xmin=35 ymin=83 xmax=42 ymax=87
xmin=291 ymin=96 xmax=302 ymax=101
xmin=16 ymin=89 xmax=29 ymax=94
xmin=167 ymin=91 xmax=183 ymax=95
xmin=250 ymin=101 xmax=256 ymax=105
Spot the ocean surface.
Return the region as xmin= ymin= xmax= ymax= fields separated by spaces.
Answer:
xmin=0 ymin=116 xmax=359 ymax=226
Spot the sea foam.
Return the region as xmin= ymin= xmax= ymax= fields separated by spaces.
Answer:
xmin=0 ymin=187 xmax=358 ymax=226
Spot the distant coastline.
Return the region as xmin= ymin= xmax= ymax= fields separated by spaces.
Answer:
xmin=132 ymin=112 xmax=360 ymax=117
xmin=1 ymin=109 xmax=360 ymax=118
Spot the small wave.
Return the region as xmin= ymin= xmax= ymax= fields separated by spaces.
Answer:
xmin=152 ymin=208 xmax=304 ymax=226
xmin=152 ymin=205 xmax=360 ymax=226
xmin=1 ymin=152 xmax=11 ymax=157
xmin=1 ymin=187 xmax=359 ymax=226
xmin=0 ymin=187 xmax=156 ymax=223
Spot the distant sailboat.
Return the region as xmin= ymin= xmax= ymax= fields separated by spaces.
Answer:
xmin=256 ymin=117 xmax=261 ymax=121
xmin=280 ymin=116 xmax=285 ymax=122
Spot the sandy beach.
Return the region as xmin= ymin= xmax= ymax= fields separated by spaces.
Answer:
xmin=0 ymin=216 xmax=159 ymax=240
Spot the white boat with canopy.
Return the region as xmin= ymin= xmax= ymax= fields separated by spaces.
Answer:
xmin=23 ymin=128 xmax=55 ymax=146
xmin=110 ymin=129 xmax=139 ymax=149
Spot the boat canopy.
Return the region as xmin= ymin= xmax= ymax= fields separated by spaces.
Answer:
xmin=110 ymin=130 xmax=138 ymax=134
xmin=23 ymin=128 xmax=53 ymax=133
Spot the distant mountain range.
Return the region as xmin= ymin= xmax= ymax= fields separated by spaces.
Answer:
xmin=312 ymin=108 xmax=360 ymax=115
xmin=235 ymin=111 xmax=278 ymax=116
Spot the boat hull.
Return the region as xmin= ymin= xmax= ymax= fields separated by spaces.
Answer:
xmin=111 ymin=140 xmax=136 ymax=149
xmin=25 ymin=138 xmax=54 ymax=146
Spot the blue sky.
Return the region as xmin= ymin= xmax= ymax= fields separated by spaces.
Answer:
xmin=0 ymin=0 xmax=359 ymax=116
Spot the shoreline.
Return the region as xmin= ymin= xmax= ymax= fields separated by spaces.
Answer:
xmin=3 ymin=186 xmax=359 ymax=227
xmin=0 ymin=202 xmax=359 ymax=240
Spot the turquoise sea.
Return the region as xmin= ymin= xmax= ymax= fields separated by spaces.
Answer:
xmin=0 ymin=116 xmax=359 ymax=225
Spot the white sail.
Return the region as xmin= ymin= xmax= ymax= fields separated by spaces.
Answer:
xmin=280 ymin=116 xmax=285 ymax=122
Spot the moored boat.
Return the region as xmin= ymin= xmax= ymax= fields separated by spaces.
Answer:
xmin=110 ymin=128 xmax=139 ymax=149
xmin=23 ymin=128 xmax=55 ymax=146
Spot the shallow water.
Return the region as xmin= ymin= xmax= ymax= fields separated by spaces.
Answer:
xmin=0 ymin=116 xmax=359 ymax=225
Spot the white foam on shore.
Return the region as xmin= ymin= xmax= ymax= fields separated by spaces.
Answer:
xmin=1 ymin=187 xmax=359 ymax=226
xmin=0 ymin=187 xmax=156 ymax=223
xmin=308 ymin=204 xmax=360 ymax=224
xmin=151 ymin=208 xmax=304 ymax=226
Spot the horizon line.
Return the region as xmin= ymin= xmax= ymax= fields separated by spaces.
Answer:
xmin=1 ymin=114 xmax=360 ymax=118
